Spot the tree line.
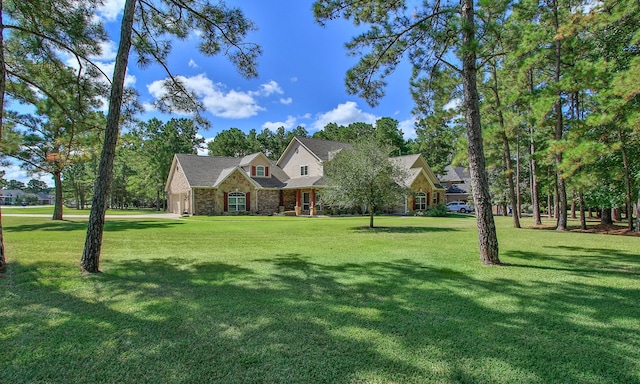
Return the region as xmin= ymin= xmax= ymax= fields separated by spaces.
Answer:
xmin=0 ymin=0 xmax=638 ymax=272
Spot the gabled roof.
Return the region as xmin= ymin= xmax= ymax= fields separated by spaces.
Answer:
xmin=0 ymin=189 xmax=25 ymax=197
xmin=174 ymin=154 xmax=241 ymax=187
xmin=169 ymin=154 xmax=288 ymax=190
xmin=239 ymin=152 xmax=266 ymax=167
xmin=392 ymin=154 xmax=445 ymax=190
xmin=277 ymin=136 xmax=352 ymax=165
xmin=440 ymin=165 xmax=471 ymax=184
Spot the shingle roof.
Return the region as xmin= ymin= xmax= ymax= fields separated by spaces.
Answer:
xmin=283 ymin=176 xmax=325 ymax=189
xmin=175 ymin=154 xmax=288 ymax=189
xmin=439 ymin=165 xmax=470 ymax=183
xmin=296 ymin=137 xmax=352 ymax=162
xmin=391 ymin=154 xmax=421 ymax=171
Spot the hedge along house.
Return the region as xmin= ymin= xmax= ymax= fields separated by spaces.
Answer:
xmin=165 ymin=136 xmax=445 ymax=216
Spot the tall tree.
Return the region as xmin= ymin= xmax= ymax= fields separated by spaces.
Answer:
xmin=323 ymin=140 xmax=408 ymax=228
xmin=137 ymin=118 xmax=204 ymax=209
xmin=5 ymin=60 xmax=105 ymax=220
xmin=0 ymin=0 xmax=104 ymax=270
xmin=81 ymin=0 xmax=261 ymax=272
xmin=207 ymin=127 xmax=250 ymax=157
xmin=314 ymin=0 xmax=500 ymax=264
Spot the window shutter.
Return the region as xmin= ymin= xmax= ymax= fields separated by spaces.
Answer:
xmin=265 ymin=167 xmax=269 ymax=177
xmin=251 ymin=166 xmax=256 ymax=176
xmin=427 ymin=193 xmax=430 ymax=207
xmin=224 ymin=192 xmax=228 ymax=212
xmin=246 ymin=192 xmax=250 ymax=211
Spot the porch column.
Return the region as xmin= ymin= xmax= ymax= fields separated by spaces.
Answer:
xmin=310 ymin=189 xmax=316 ymax=215
xmin=295 ymin=189 xmax=301 ymax=215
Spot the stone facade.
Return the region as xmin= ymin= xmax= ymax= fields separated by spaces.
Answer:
xmin=256 ymin=190 xmax=280 ymax=215
xmin=194 ymin=188 xmax=216 ymax=216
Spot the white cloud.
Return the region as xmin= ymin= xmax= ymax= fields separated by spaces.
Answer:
xmin=280 ymin=97 xmax=293 ymax=105
xmin=262 ymin=115 xmax=297 ymax=131
xmin=290 ymin=77 xmax=298 ymax=83
xmin=312 ymin=101 xmax=377 ymax=130
xmin=443 ymin=98 xmax=462 ymax=111
xmin=3 ymin=163 xmax=53 ymax=186
xmin=97 ymin=0 xmax=125 ymax=22
xmin=197 ymin=134 xmax=212 ymax=156
xmin=256 ymin=80 xmax=283 ymax=96
xmin=398 ymin=118 xmax=417 ymax=140
xmin=146 ymin=74 xmax=289 ymax=119
xmin=188 ymin=59 xmax=199 ymax=68
xmin=90 ymin=40 xmax=118 ymax=61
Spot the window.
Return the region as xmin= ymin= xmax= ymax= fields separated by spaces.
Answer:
xmin=415 ymin=192 xmax=426 ymax=210
xmin=433 ymin=193 xmax=438 ymax=204
xmin=300 ymin=165 xmax=308 ymax=176
xmin=228 ymin=192 xmax=246 ymax=212
xmin=256 ymin=166 xmax=265 ymax=177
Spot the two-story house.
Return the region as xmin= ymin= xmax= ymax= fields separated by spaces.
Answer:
xmin=165 ymin=136 xmax=445 ymax=216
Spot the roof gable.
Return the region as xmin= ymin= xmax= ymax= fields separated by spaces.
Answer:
xmin=277 ymin=136 xmax=352 ymax=165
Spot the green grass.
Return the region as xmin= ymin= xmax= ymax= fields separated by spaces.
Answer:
xmin=1 ymin=214 xmax=638 ymax=383
xmin=1 ymin=206 xmax=167 ymax=215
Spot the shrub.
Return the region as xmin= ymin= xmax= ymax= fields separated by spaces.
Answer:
xmin=425 ymin=203 xmax=449 ymax=217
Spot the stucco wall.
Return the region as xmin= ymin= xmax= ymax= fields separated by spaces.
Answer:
xmin=279 ymin=141 xmax=323 ymax=179
xmin=167 ymin=161 xmax=192 ymax=214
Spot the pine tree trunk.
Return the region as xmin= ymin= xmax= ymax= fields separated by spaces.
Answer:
xmin=52 ymin=171 xmax=64 ymax=220
xmin=490 ymin=63 xmax=520 ymax=228
xmin=81 ymin=0 xmax=136 ymax=273
xmin=579 ymin=192 xmax=587 ymax=230
xmin=0 ymin=3 xmax=7 ymax=272
xmin=552 ymin=0 xmax=568 ymax=231
xmin=619 ymin=130 xmax=633 ymax=231
xmin=461 ymin=0 xmax=499 ymax=265
xmin=529 ymin=107 xmax=541 ymax=226
xmin=632 ymin=187 xmax=640 ymax=235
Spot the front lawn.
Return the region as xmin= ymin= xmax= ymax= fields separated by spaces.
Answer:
xmin=1 ymin=206 xmax=168 ymax=215
xmin=1 ymin=215 xmax=638 ymax=383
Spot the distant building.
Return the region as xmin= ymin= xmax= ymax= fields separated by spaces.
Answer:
xmin=439 ymin=165 xmax=471 ymax=203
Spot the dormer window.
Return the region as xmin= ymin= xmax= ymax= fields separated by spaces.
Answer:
xmin=251 ymin=165 xmax=269 ymax=177
xmin=300 ymin=165 xmax=308 ymax=176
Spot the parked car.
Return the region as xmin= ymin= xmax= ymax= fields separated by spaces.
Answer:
xmin=446 ymin=201 xmax=474 ymax=213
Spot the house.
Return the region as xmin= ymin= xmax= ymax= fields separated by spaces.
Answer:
xmin=439 ymin=165 xmax=472 ymax=203
xmin=0 ymin=189 xmax=25 ymax=205
xmin=165 ymin=136 xmax=445 ymax=216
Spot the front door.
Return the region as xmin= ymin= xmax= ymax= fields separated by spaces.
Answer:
xmin=302 ymin=192 xmax=310 ymax=213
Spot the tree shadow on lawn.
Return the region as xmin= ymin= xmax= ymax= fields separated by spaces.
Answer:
xmin=3 ymin=255 xmax=638 ymax=383
xmin=504 ymin=245 xmax=639 ymax=276
xmin=6 ymin=219 xmax=184 ymax=233
xmin=349 ymin=226 xmax=459 ymax=233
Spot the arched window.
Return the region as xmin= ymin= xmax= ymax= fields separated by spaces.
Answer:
xmin=256 ymin=165 xmax=265 ymax=177
xmin=228 ymin=192 xmax=246 ymax=212
xmin=415 ymin=192 xmax=426 ymax=210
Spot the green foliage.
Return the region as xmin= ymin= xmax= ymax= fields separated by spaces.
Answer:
xmin=208 ymin=125 xmax=309 ymax=160
xmin=426 ymin=202 xmax=449 ymax=217
xmin=5 ymin=179 xmax=26 ymax=190
xmin=323 ymin=140 xmax=408 ymax=227
xmin=25 ymin=179 xmax=49 ymax=194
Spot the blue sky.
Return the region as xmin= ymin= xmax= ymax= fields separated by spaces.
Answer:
xmin=6 ymin=0 xmax=419 ymax=185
